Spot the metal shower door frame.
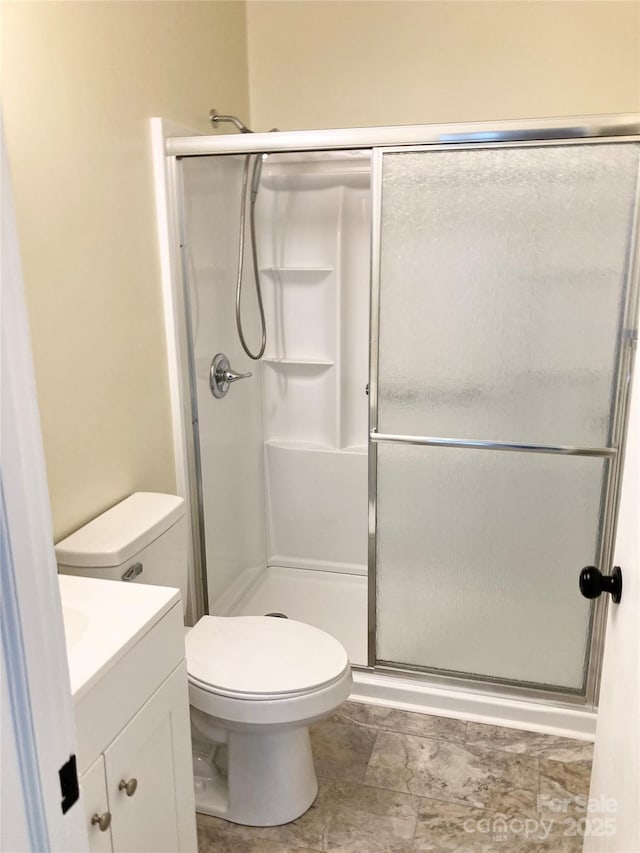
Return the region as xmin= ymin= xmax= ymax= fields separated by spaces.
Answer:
xmin=367 ymin=135 xmax=640 ymax=707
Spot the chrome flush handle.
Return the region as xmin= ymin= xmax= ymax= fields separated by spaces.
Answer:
xmin=210 ymin=353 xmax=252 ymax=399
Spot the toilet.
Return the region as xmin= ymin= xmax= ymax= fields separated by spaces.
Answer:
xmin=55 ymin=492 xmax=352 ymax=826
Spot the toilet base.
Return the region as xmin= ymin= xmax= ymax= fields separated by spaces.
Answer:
xmin=193 ymin=724 xmax=318 ymax=826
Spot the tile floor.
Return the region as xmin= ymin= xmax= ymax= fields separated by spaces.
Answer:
xmin=196 ymin=701 xmax=593 ymax=853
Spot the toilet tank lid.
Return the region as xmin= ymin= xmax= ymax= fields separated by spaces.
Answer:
xmin=55 ymin=493 xmax=185 ymax=569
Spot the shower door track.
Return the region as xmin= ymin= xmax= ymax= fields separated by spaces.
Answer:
xmin=165 ymin=113 xmax=640 ymax=711
xmin=166 ymin=114 xmax=639 ymax=157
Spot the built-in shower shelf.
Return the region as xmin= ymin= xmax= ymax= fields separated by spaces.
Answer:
xmin=262 ymin=357 xmax=334 ymax=368
xmin=266 ymin=439 xmax=365 ymax=455
xmin=260 ymin=267 xmax=334 ymax=283
xmin=266 ymin=439 xmax=335 ymax=451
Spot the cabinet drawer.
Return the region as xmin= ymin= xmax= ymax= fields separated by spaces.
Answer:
xmin=74 ymin=602 xmax=183 ymax=773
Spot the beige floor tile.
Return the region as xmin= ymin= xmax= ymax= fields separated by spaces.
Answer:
xmin=412 ymin=800 xmax=584 ymax=853
xmin=465 ymin=722 xmax=594 ymax=763
xmin=197 ymin=823 xmax=320 ymax=852
xmin=331 ymin=701 xmax=467 ymax=743
xmin=538 ymin=758 xmax=593 ymax=817
xmin=364 ymin=731 xmax=539 ymax=811
xmin=310 ymin=719 xmax=377 ymax=782
xmin=256 ymin=778 xmax=422 ymax=852
xmin=412 ymin=799 xmax=490 ymax=852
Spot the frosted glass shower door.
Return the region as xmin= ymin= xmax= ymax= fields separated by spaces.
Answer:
xmin=373 ymin=143 xmax=639 ymax=693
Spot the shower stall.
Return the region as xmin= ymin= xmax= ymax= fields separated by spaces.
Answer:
xmin=155 ymin=115 xmax=640 ymax=736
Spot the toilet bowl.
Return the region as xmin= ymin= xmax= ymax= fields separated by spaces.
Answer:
xmin=186 ymin=615 xmax=351 ymax=825
xmin=55 ymin=492 xmax=352 ymax=827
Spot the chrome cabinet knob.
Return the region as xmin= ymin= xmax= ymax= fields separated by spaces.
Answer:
xmin=118 ymin=777 xmax=138 ymax=797
xmin=210 ymin=353 xmax=252 ymax=399
xmin=91 ymin=811 xmax=112 ymax=831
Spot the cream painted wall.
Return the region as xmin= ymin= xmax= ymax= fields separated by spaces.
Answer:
xmin=2 ymin=1 xmax=249 ymax=540
xmin=246 ymin=1 xmax=640 ymax=130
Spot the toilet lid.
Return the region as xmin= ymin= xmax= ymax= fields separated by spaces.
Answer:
xmin=185 ymin=616 xmax=349 ymax=698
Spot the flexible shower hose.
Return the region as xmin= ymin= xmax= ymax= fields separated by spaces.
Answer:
xmin=235 ymin=154 xmax=266 ymax=360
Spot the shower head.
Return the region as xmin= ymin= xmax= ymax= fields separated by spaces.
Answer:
xmin=209 ymin=109 xmax=253 ymax=134
xmin=209 ymin=109 xmax=280 ymax=135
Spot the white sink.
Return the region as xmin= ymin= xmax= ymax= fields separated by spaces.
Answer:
xmin=58 ymin=574 xmax=181 ymax=699
xmin=61 ymin=603 xmax=89 ymax=649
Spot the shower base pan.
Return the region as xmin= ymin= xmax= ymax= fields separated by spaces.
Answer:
xmin=231 ymin=565 xmax=596 ymax=741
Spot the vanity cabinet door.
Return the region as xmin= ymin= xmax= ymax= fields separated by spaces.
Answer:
xmin=81 ymin=755 xmax=112 ymax=853
xmin=104 ymin=662 xmax=197 ymax=853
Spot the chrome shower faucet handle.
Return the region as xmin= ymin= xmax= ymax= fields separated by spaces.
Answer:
xmin=210 ymin=353 xmax=252 ymax=399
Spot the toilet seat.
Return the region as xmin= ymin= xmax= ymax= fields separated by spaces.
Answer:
xmin=185 ymin=615 xmax=349 ymax=699
xmin=185 ymin=616 xmax=352 ymax=727
xmin=187 ymin=668 xmax=349 ymax=701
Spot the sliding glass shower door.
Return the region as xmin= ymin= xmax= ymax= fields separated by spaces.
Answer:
xmin=371 ymin=142 xmax=639 ymax=696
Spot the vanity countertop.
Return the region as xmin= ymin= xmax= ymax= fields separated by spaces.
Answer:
xmin=58 ymin=574 xmax=181 ymax=701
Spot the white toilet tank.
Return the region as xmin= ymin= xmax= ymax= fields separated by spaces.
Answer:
xmin=55 ymin=492 xmax=189 ymax=613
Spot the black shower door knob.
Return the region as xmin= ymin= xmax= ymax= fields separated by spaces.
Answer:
xmin=579 ymin=566 xmax=623 ymax=604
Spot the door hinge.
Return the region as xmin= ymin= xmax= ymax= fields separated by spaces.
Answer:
xmin=59 ymin=754 xmax=79 ymax=814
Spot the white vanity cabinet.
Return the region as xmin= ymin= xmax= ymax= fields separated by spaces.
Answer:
xmin=59 ymin=574 xmax=197 ymax=853
xmin=81 ymin=664 xmax=194 ymax=853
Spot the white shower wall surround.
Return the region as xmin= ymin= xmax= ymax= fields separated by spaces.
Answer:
xmin=181 ymin=152 xmax=370 ymax=615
